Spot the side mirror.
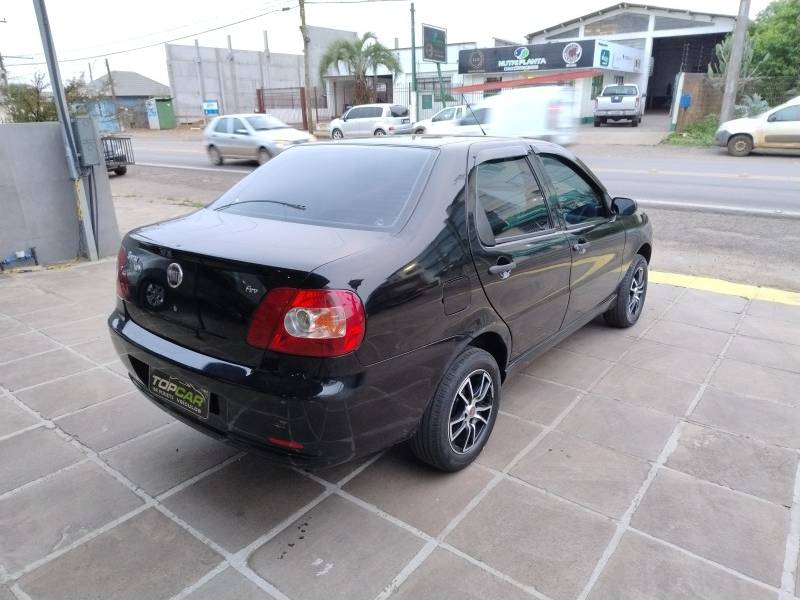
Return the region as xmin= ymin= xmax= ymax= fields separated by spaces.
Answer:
xmin=612 ymin=197 xmax=637 ymax=216
xmin=235 ymin=128 xmax=249 ymax=135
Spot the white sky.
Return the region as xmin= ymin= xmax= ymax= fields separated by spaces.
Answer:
xmin=1 ymin=0 xmax=770 ymax=86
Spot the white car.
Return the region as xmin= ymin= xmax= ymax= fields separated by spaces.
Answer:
xmin=412 ymin=105 xmax=466 ymax=134
xmin=716 ymin=96 xmax=800 ymax=156
xmin=432 ymin=86 xmax=577 ymax=146
xmin=329 ymin=104 xmax=412 ymax=139
xmin=594 ymin=84 xmax=644 ymax=127
xmin=204 ymin=114 xmax=315 ymax=165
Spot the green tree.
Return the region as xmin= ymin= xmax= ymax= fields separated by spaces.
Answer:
xmin=750 ymin=0 xmax=800 ymax=77
xmin=318 ymin=32 xmax=401 ymax=105
xmin=5 ymin=72 xmax=57 ymax=122
xmin=708 ymin=34 xmax=764 ymax=81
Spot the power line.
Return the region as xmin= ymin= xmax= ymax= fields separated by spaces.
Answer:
xmin=7 ymin=4 xmax=297 ymax=67
xmin=306 ymin=0 xmax=407 ymax=3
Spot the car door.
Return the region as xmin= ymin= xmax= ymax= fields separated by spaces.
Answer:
xmin=341 ymin=107 xmax=362 ymax=136
xmin=229 ymin=117 xmax=254 ymax=158
xmin=468 ymin=143 xmax=572 ymax=358
xmin=761 ymin=105 xmax=800 ymax=149
xmin=365 ymin=106 xmax=385 ymax=134
xmin=428 ymin=107 xmax=455 ymax=133
xmin=538 ymin=153 xmax=626 ymax=326
xmin=210 ymin=117 xmax=232 ymax=154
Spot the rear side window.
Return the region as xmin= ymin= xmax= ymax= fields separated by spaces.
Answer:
xmin=211 ymin=145 xmax=436 ymax=231
xmin=365 ymin=107 xmax=383 ymax=118
xmin=213 ymin=118 xmax=229 ymax=133
xmin=540 ymin=154 xmax=606 ymax=225
xmin=476 ymin=157 xmax=551 ymax=242
xmin=390 ymin=105 xmax=409 ymax=117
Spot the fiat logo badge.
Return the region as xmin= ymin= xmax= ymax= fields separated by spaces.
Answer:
xmin=166 ymin=263 xmax=183 ymax=288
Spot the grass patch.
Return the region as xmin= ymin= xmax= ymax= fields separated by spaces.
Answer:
xmin=663 ymin=113 xmax=719 ymax=146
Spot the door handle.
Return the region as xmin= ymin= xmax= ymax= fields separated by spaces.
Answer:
xmin=572 ymin=238 xmax=590 ymax=255
xmin=489 ymin=260 xmax=517 ymax=278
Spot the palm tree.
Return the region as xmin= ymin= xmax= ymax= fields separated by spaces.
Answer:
xmin=318 ymin=32 xmax=402 ymax=105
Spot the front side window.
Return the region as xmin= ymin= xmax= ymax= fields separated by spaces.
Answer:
xmin=540 ymin=154 xmax=606 ymax=225
xmin=433 ymin=108 xmax=456 ymax=122
xmin=460 ymin=107 xmax=490 ymax=126
xmin=770 ymin=106 xmax=800 ymax=122
xmin=213 ymin=118 xmax=229 ymax=133
xmin=346 ymin=107 xmax=365 ymax=119
xmin=476 ymin=157 xmax=551 ymax=242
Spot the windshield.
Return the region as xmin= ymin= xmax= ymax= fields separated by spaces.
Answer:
xmin=245 ymin=115 xmax=289 ymax=130
xmin=602 ymin=86 xmax=638 ymax=96
xmin=460 ymin=107 xmax=491 ymax=125
xmin=211 ymin=145 xmax=437 ymax=231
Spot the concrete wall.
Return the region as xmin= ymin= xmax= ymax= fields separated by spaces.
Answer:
xmin=0 ymin=122 xmax=120 ymax=265
xmin=675 ymin=72 xmax=722 ymax=131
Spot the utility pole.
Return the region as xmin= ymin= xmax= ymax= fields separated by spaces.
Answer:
xmin=410 ymin=2 xmax=417 ymax=121
xmin=298 ymin=0 xmax=315 ymax=133
xmin=32 ymin=0 xmax=98 ymax=260
xmin=719 ymin=0 xmax=750 ymax=123
xmin=87 ymin=62 xmax=93 ymax=82
xmin=105 ymin=58 xmax=120 ymax=128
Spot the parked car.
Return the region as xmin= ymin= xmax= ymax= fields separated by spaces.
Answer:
xmin=594 ymin=84 xmax=644 ymax=127
xmin=109 ymin=136 xmax=652 ymax=472
xmin=715 ymin=96 xmax=800 ymax=157
xmin=329 ymin=104 xmax=412 ymax=138
xmin=412 ymin=105 xmax=466 ymax=134
xmin=204 ymin=114 xmax=315 ymax=165
xmin=436 ymin=86 xmax=577 ymax=146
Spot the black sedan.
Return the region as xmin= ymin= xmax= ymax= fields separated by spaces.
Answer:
xmin=109 ymin=136 xmax=652 ymax=472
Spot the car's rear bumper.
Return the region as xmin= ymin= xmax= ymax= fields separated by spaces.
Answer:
xmin=108 ymin=312 xmax=447 ymax=468
xmin=595 ymin=109 xmax=638 ymax=117
xmin=387 ymin=125 xmax=414 ymax=135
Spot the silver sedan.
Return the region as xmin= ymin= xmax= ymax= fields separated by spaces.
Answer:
xmin=204 ymin=114 xmax=316 ymax=165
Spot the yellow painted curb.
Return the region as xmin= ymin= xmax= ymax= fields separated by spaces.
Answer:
xmin=650 ymin=271 xmax=800 ymax=306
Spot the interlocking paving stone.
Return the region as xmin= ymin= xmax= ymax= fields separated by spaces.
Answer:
xmin=0 ymin=584 xmax=13 ymax=600
xmin=56 ymin=391 xmax=172 ymax=452
xmin=0 ymin=291 xmax=70 ymax=317
xmin=725 ymin=336 xmax=800 ymax=374
xmin=642 ymin=320 xmax=730 ymax=356
xmin=0 ymin=428 xmax=84 ymax=494
xmin=739 ymin=314 xmax=800 ymax=347
xmin=592 ymin=363 xmax=699 ymax=416
xmin=18 ymin=509 xmax=221 ymax=600
xmin=559 ymin=395 xmax=678 ymax=460
xmin=691 ymin=386 xmax=800 ymax=449
xmin=40 ymin=315 xmax=108 ymax=346
xmin=12 ymin=301 xmax=107 ymax=330
xmin=309 ymin=455 xmax=375 ymax=485
xmin=711 ymin=358 xmax=800 ymax=405
xmin=667 ymin=422 xmax=797 ymax=506
xmin=446 ymin=478 xmax=614 ymax=600
xmin=0 ymin=461 xmax=143 ymax=573
xmin=344 ymin=446 xmax=494 ymax=536
xmin=501 ymin=374 xmax=580 ymax=426
xmin=0 ymin=395 xmax=38 ymax=438
xmin=16 ymin=368 xmax=132 ymax=419
xmin=661 ymin=302 xmax=741 ymax=333
xmin=619 ymin=339 xmax=717 ymax=384
xmin=511 ymin=431 xmax=650 ymax=518
xmin=163 ymin=455 xmax=324 ymax=552
xmin=0 ymin=331 xmax=59 ymax=363
xmin=249 ymin=494 xmax=424 ymax=600
xmin=477 ymin=413 xmax=542 ymax=471
xmin=0 ymin=349 xmax=93 ymax=391
xmin=632 ymin=468 xmax=789 ymax=585
xmin=588 ymin=530 xmax=775 ymax=600
xmin=392 ymin=547 xmax=532 ymax=600
xmin=103 ymin=423 xmax=238 ymax=496
xmin=747 ymin=299 xmax=800 ymax=324
xmin=0 ymin=318 xmax=30 ymax=339
xmin=556 ymin=325 xmax=633 ymax=361
xmin=70 ymin=337 xmax=119 ymax=364
xmin=523 ymin=348 xmax=613 ymax=391
xmin=185 ymin=567 xmax=272 ymax=600
xmin=675 ymin=290 xmax=748 ymax=314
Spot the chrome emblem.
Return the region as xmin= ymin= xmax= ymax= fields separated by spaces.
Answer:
xmin=166 ymin=263 xmax=183 ymax=288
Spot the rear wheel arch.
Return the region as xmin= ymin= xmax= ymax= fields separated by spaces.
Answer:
xmin=637 ymin=242 xmax=652 ymax=263
xmin=469 ymin=331 xmax=509 ymax=381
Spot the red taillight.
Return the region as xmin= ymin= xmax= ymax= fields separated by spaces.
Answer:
xmin=268 ymin=437 xmax=304 ymax=450
xmin=116 ymin=246 xmax=129 ymax=299
xmin=246 ymin=288 xmax=365 ymax=357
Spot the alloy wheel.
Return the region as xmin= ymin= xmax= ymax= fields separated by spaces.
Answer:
xmin=627 ymin=266 xmax=645 ymax=318
xmin=448 ymin=369 xmax=494 ymax=454
xmin=734 ymin=139 xmax=748 ymax=153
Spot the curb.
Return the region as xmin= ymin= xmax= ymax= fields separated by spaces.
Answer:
xmin=651 ymin=271 xmax=800 ymax=306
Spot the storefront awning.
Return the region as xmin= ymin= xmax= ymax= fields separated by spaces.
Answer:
xmin=452 ymin=69 xmax=602 ymax=93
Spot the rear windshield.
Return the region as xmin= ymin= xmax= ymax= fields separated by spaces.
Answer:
xmin=210 ymin=145 xmax=436 ymax=231
xmin=390 ymin=105 xmax=409 ymax=117
xmin=602 ymin=86 xmax=638 ymax=96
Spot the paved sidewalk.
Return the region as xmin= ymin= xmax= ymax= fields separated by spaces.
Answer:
xmin=2 ymin=260 xmax=800 ymax=599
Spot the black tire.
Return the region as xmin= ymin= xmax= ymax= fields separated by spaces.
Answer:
xmin=631 ymin=117 xmax=639 ymax=127
xmin=410 ymin=347 xmax=500 ymax=472
xmin=257 ymin=147 xmax=272 ymax=165
xmin=604 ymin=254 xmax=648 ymax=328
xmin=727 ymin=134 xmax=753 ymax=157
xmin=374 ymin=128 xmax=386 ymax=136
xmin=331 ymin=128 xmax=343 ymax=140
xmin=602 ymin=118 xmax=607 ymax=125
xmin=415 ymin=128 xmax=425 ymax=135
xmin=208 ymin=146 xmax=223 ymax=165
xmin=593 ymin=118 xmax=601 ymax=127
xmin=113 ymin=166 xmax=127 ymax=176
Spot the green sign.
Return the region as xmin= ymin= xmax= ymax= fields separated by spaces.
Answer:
xmin=422 ymin=24 xmax=447 ymax=63
xmin=421 ymin=94 xmax=433 ymax=110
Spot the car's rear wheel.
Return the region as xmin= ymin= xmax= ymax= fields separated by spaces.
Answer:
xmin=631 ymin=117 xmax=639 ymax=127
xmin=113 ymin=166 xmax=127 ymax=176
xmin=593 ymin=118 xmax=601 ymax=127
xmin=604 ymin=254 xmax=648 ymax=328
xmin=410 ymin=347 xmax=500 ymax=472
xmin=331 ymin=128 xmax=343 ymax=140
xmin=415 ymin=128 xmax=425 ymax=134
xmin=257 ymin=147 xmax=272 ymax=165
xmin=208 ymin=146 xmax=223 ymax=165
xmin=727 ymin=134 xmax=753 ymax=157
xmin=374 ymin=129 xmax=386 ymax=136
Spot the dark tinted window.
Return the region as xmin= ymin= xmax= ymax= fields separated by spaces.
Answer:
xmin=540 ymin=154 xmax=606 ymax=225
xmin=365 ymin=107 xmax=384 ymax=118
xmin=602 ymin=85 xmax=638 ymax=96
xmin=771 ymin=106 xmax=800 ymax=121
xmin=213 ymin=118 xmax=229 ymax=133
xmin=346 ymin=107 xmax=366 ymax=119
xmin=476 ymin=157 xmax=551 ymax=241
xmin=211 ymin=145 xmax=436 ymax=231
xmin=390 ymin=105 xmax=409 ymax=117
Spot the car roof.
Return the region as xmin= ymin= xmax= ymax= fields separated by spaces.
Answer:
xmin=313 ymin=135 xmax=575 ymax=157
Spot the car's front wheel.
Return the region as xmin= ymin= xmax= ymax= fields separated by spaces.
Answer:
xmin=410 ymin=347 xmax=500 ymax=472
xmin=207 ymin=146 xmax=223 ymax=165
xmin=604 ymin=254 xmax=648 ymax=328
xmin=257 ymin=147 xmax=272 ymax=165
xmin=331 ymin=128 xmax=343 ymax=140
xmin=727 ymin=134 xmax=753 ymax=157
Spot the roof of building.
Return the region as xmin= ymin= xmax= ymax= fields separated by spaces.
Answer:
xmin=525 ymin=3 xmax=736 ymax=39
xmin=88 ymin=71 xmax=170 ymax=98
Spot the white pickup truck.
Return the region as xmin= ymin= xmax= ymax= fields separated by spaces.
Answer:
xmin=594 ymin=84 xmax=644 ymax=127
